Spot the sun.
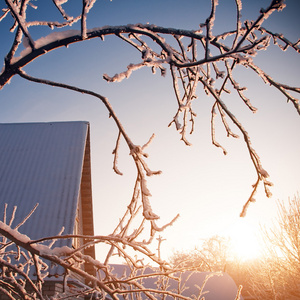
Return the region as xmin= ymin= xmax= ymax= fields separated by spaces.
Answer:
xmin=225 ymin=219 xmax=263 ymax=261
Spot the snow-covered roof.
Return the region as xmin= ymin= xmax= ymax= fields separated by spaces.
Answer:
xmin=0 ymin=121 xmax=93 ymax=275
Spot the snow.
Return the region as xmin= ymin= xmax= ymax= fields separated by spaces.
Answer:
xmin=36 ymin=30 xmax=80 ymax=48
xmin=141 ymin=178 xmax=151 ymax=197
xmin=11 ymin=30 xmax=81 ymax=64
xmin=236 ymin=0 xmax=242 ymax=10
xmin=103 ymin=62 xmax=144 ymax=83
xmin=10 ymin=23 xmax=176 ymax=67
xmin=33 ymin=244 xmax=73 ymax=257
xmin=0 ymin=220 xmax=74 ymax=258
xmin=0 ymin=221 xmax=31 ymax=244
xmin=55 ymin=0 xmax=68 ymax=5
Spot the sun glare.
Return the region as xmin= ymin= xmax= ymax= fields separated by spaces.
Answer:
xmin=226 ymin=219 xmax=263 ymax=261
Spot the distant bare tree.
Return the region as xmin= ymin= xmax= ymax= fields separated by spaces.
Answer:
xmin=170 ymin=235 xmax=230 ymax=272
xmin=0 ymin=0 xmax=299 ymax=299
xmin=249 ymin=194 xmax=300 ymax=300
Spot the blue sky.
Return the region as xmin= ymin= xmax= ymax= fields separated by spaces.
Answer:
xmin=0 ymin=0 xmax=299 ymax=261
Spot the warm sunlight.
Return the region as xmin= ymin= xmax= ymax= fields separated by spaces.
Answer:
xmin=226 ymin=219 xmax=263 ymax=261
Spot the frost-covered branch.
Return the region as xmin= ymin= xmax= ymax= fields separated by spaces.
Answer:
xmin=0 ymin=207 xmax=196 ymax=299
xmin=16 ymin=69 xmax=165 ymax=222
xmin=0 ymin=0 xmax=298 ymax=219
xmin=199 ymin=76 xmax=273 ymax=216
xmin=0 ymin=0 xmax=299 ymax=297
xmin=112 ymin=131 xmax=123 ymax=176
xmin=4 ymin=0 xmax=35 ymax=50
xmin=0 ymin=219 xmax=117 ymax=299
xmin=247 ymin=62 xmax=300 ymax=115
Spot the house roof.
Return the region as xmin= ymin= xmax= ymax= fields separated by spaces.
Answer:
xmin=0 ymin=121 xmax=94 ymax=275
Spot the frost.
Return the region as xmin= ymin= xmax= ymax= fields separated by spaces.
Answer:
xmin=103 ymin=57 xmax=169 ymax=83
xmin=236 ymin=0 xmax=242 ymax=10
xmin=142 ymin=48 xmax=151 ymax=60
xmin=28 ymin=2 xmax=38 ymax=9
xmin=142 ymin=195 xmax=159 ymax=220
xmin=174 ymin=115 xmax=182 ymax=130
xmin=141 ymin=178 xmax=151 ymax=197
xmin=146 ymin=169 xmax=162 ymax=176
xmin=231 ymin=54 xmax=250 ymax=65
xmin=55 ymin=0 xmax=68 ymax=5
xmin=141 ymin=134 xmax=155 ymax=151
xmin=258 ymin=166 xmax=269 ymax=178
xmin=103 ymin=62 xmax=144 ymax=83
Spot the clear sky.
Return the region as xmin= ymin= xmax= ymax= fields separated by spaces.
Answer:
xmin=0 ymin=0 xmax=299 ymax=262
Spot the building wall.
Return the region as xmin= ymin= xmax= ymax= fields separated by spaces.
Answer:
xmin=73 ymin=193 xmax=84 ymax=249
xmin=80 ymin=128 xmax=96 ymax=277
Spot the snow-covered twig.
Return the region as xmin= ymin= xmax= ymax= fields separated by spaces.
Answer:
xmin=248 ymin=62 xmax=300 ymax=115
xmin=112 ymin=131 xmax=123 ymax=176
xmin=5 ymin=0 xmax=35 ymax=50
xmin=199 ymin=76 xmax=272 ymax=215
